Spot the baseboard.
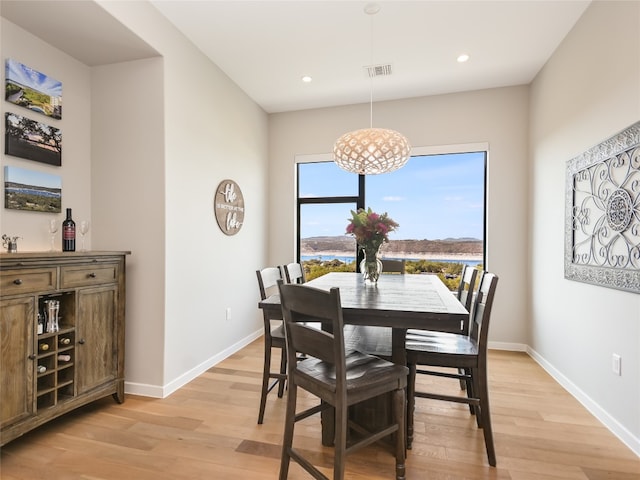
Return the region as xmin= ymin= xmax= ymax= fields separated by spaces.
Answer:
xmin=527 ymin=346 xmax=640 ymax=458
xmin=488 ymin=341 xmax=527 ymax=351
xmin=124 ymin=328 xmax=263 ymax=398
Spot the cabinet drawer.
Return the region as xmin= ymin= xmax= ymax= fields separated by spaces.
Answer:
xmin=0 ymin=268 xmax=57 ymax=295
xmin=60 ymin=264 xmax=118 ymax=288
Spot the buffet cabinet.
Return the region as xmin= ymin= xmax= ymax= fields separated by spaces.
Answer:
xmin=0 ymin=251 xmax=128 ymax=446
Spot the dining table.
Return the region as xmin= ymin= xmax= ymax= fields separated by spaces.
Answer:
xmin=258 ymin=271 xmax=469 ymax=446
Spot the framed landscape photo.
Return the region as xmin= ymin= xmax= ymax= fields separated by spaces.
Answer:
xmin=5 ymin=112 xmax=62 ymax=166
xmin=4 ymin=165 xmax=61 ymax=213
xmin=5 ymin=59 xmax=62 ymax=119
xmin=565 ymin=121 xmax=640 ymax=293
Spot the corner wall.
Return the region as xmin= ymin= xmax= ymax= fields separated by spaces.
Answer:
xmin=529 ymin=0 xmax=640 ymax=453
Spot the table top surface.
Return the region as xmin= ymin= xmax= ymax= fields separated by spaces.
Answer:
xmin=260 ymin=272 xmax=468 ymax=331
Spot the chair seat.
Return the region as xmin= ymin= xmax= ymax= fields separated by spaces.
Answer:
xmin=295 ymin=351 xmax=408 ymax=405
xmin=406 ymin=332 xmax=478 ymax=358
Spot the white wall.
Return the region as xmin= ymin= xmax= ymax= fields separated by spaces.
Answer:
xmin=97 ymin=1 xmax=270 ymax=395
xmin=269 ymin=87 xmax=531 ymax=348
xmin=91 ymin=57 xmax=166 ymax=390
xmin=529 ymin=1 xmax=640 ymax=453
xmin=0 ymin=19 xmax=92 ymax=250
xmin=2 ymin=1 xmax=270 ymax=397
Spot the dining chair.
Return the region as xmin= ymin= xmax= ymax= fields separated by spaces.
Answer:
xmin=381 ymin=258 xmax=405 ymax=274
xmin=277 ymin=282 xmax=408 ymax=480
xmin=255 ymin=266 xmax=288 ymax=424
xmin=283 ymin=262 xmax=306 ymax=284
xmin=406 ymin=265 xmax=479 ymax=389
xmin=405 ymin=271 xmax=499 ymax=466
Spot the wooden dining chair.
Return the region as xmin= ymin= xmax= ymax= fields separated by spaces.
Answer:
xmin=381 ymin=258 xmax=405 ymax=274
xmin=277 ymin=282 xmax=408 ymax=480
xmin=406 ymin=265 xmax=479 ymax=389
xmin=405 ymin=271 xmax=499 ymax=466
xmin=255 ymin=266 xmax=288 ymax=424
xmin=283 ymin=262 xmax=306 ymax=284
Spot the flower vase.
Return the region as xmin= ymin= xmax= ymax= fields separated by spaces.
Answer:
xmin=360 ymin=247 xmax=383 ymax=283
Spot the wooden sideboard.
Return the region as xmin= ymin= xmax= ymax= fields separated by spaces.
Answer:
xmin=0 ymin=251 xmax=129 ymax=446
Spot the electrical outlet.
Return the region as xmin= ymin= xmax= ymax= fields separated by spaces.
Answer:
xmin=612 ymin=353 xmax=621 ymax=376
xmin=226 ymin=307 xmax=232 ymax=321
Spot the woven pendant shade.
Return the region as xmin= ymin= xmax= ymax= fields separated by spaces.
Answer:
xmin=333 ymin=127 xmax=411 ymax=175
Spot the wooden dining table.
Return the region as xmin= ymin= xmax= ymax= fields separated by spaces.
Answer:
xmin=259 ymin=271 xmax=469 ymax=446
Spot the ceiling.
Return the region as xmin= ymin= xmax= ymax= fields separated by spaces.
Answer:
xmin=1 ymin=1 xmax=591 ymax=114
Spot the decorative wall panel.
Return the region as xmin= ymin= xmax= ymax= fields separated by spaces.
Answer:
xmin=565 ymin=121 xmax=640 ymax=293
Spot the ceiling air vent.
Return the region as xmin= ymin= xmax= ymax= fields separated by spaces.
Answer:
xmin=365 ymin=64 xmax=392 ymax=78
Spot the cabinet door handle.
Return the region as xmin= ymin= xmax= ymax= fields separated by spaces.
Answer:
xmin=13 ymin=278 xmax=23 ymax=285
xmin=78 ymin=338 xmax=86 ymax=345
xmin=88 ymin=272 xmax=97 ymax=278
xmin=28 ymin=354 xmax=36 ymax=360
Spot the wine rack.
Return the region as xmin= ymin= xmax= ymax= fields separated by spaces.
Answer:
xmin=36 ymin=328 xmax=76 ymax=410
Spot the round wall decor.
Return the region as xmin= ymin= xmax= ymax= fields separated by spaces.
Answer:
xmin=214 ymin=179 xmax=244 ymax=235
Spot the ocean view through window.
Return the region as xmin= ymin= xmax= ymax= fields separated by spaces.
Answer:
xmin=297 ymin=151 xmax=486 ymax=286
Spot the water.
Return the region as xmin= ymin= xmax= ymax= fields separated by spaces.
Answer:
xmin=300 ymin=255 xmax=482 ymax=267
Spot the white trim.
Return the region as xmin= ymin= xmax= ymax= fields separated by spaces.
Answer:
xmin=488 ymin=341 xmax=527 ymax=351
xmin=124 ymin=329 xmax=263 ymax=398
xmin=527 ymin=346 xmax=640 ymax=457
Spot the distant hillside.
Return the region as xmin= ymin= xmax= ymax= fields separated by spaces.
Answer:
xmin=301 ymin=236 xmax=482 ymax=255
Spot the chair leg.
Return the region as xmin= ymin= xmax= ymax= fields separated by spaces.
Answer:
xmin=406 ymin=363 xmax=416 ymax=450
xmin=258 ymin=342 xmax=272 ymax=424
xmin=333 ymin=399 xmax=347 ymax=480
xmin=277 ymin=347 xmax=287 ymax=398
xmin=393 ymin=388 xmax=407 ymax=480
xmin=464 ymin=367 xmax=476 ymax=415
xmin=475 ymin=367 xmax=496 ymax=466
xmin=279 ymin=382 xmax=297 ymax=480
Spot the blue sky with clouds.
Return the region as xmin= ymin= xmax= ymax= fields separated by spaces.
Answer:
xmin=6 ymin=58 xmax=62 ymax=98
xmin=299 ymin=152 xmax=485 ymax=240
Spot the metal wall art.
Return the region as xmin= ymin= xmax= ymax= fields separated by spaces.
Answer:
xmin=214 ymin=179 xmax=244 ymax=235
xmin=565 ymin=121 xmax=640 ymax=293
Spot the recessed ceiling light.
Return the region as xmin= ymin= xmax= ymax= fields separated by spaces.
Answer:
xmin=457 ymin=54 xmax=470 ymax=63
xmin=301 ymin=75 xmax=312 ymax=83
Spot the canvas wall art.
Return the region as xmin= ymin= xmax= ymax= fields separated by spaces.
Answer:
xmin=5 ymin=59 xmax=62 ymax=119
xmin=4 ymin=165 xmax=61 ymax=213
xmin=5 ymin=112 xmax=62 ymax=166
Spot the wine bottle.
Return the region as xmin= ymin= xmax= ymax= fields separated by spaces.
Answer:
xmin=37 ymin=365 xmax=47 ymax=374
xmin=57 ymin=354 xmax=71 ymax=362
xmin=59 ymin=337 xmax=71 ymax=345
xmin=39 ymin=343 xmax=49 ymax=351
xmin=62 ymin=208 xmax=76 ymax=252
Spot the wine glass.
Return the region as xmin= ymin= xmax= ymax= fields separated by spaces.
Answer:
xmin=48 ymin=219 xmax=59 ymax=251
xmin=79 ymin=220 xmax=90 ymax=251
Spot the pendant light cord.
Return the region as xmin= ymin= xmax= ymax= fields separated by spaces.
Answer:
xmin=369 ymin=8 xmax=374 ymax=129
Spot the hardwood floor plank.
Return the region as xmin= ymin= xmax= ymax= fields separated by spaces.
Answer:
xmin=1 ymin=344 xmax=638 ymax=479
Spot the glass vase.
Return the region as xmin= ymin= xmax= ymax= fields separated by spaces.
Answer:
xmin=360 ymin=246 xmax=383 ymax=283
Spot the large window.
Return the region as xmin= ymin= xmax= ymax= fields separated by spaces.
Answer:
xmin=297 ymin=151 xmax=486 ymax=285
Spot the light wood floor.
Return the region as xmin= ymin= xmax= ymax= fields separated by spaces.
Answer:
xmin=1 ymin=340 xmax=638 ymax=479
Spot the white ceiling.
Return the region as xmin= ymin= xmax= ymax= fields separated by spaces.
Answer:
xmin=150 ymin=0 xmax=591 ymax=113
xmin=1 ymin=1 xmax=591 ymax=114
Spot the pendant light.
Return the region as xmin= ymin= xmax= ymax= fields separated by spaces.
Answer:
xmin=333 ymin=3 xmax=411 ymax=175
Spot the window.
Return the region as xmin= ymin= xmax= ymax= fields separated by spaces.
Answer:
xmin=297 ymin=151 xmax=486 ymax=284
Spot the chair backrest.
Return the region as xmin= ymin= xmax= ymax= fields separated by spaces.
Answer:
xmin=283 ymin=262 xmax=306 ymax=284
xmin=278 ymin=283 xmax=346 ymax=394
xmin=456 ymin=265 xmax=480 ymax=312
xmin=256 ymin=266 xmax=283 ymax=301
xmin=381 ymin=259 xmax=405 ymax=274
xmin=469 ymin=271 xmax=498 ymax=356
